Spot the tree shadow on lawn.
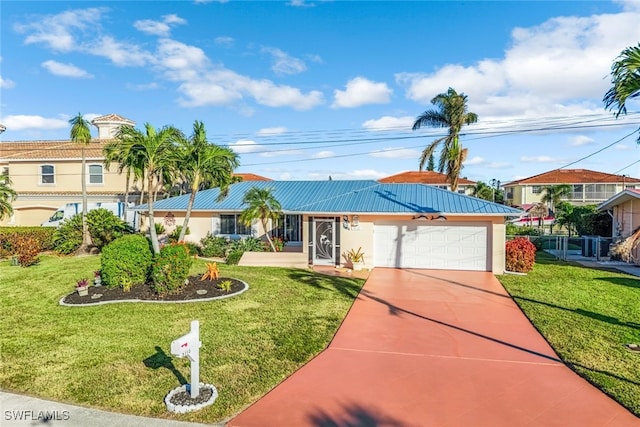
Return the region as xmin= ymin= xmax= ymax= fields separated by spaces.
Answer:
xmin=143 ymin=346 xmax=187 ymax=386
xmin=512 ymin=295 xmax=640 ymax=331
xmin=593 ymin=276 xmax=640 ymax=290
xmin=286 ymin=269 xmax=363 ymax=299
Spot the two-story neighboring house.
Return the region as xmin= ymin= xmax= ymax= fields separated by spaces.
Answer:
xmin=503 ymin=169 xmax=640 ymax=208
xmin=378 ymin=171 xmax=476 ymax=195
xmin=0 ymin=114 xmax=136 ymax=226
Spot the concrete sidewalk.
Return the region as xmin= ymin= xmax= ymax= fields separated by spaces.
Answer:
xmin=0 ymin=391 xmax=220 ymax=427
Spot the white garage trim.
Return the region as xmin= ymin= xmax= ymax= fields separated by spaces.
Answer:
xmin=374 ymin=221 xmax=491 ymax=271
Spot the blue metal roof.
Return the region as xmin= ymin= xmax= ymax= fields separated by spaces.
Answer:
xmin=134 ymin=180 xmax=522 ymax=216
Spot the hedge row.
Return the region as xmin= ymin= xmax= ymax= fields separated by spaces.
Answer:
xmin=0 ymin=227 xmax=56 ymax=259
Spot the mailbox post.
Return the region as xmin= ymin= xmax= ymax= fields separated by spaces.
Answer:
xmin=170 ymin=320 xmax=202 ymax=398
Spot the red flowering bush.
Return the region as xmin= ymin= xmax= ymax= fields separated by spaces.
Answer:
xmin=505 ymin=237 xmax=537 ymax=273
xmin=12 ymin=235 xmax=40 ymax=267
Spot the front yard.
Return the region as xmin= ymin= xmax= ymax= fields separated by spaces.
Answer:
xmin=499 ymin=252 xmax=640 ymax=416
xmin=0 ymin=255 xmax=364 ymax=424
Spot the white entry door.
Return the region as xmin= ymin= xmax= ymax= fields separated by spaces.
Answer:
xmin=374 ymin=222 xmax=489 ymax=271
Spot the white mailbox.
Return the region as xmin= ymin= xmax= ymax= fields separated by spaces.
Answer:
xmin=171 ymin=320 xmax=202 ymax=398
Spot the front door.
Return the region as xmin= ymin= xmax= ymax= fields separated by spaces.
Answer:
xmin=313 ymin=218 xmax=335 ymax=265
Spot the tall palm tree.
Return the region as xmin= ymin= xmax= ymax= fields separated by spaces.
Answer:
xmin=177 ymin=120 xmax=239 ymax=242
xmin=0 ymin=172 xmax=17 ymax=221
xmin=239 ymin=187 xmax=282 ymax=252
xmin=69 ymin=113 xmax=93 ymax=254
xmin=540 ymin=184 xmax=572 ymax=215
xmin=604 ymin=43 xmax=640 ymax=145
xmin=116 ymin=123 xmax=183 ymax=254
xmin=412 ymin=87 xmax=478 ymax=191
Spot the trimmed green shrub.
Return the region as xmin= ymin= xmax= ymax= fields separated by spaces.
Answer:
xmin=225 ymin=249 xmax=244 ymax=265
xmin=87 ymin=208 xmax=132 ymax=249
xmin=52 ymin=215 xmax=82 ymax=254
xmin=505 ymin=237 xmax=537 ymax=273
xmin=232 ymin=237 xmax=265 ymax=253
xmin=52 ymin=209 xmax=132 ymax=254
xmin=151 ymin=243 xmax=193 ymax=295
xmin=101 ymin=234 xmax=153 ymax=289
xmin=506 ymin=223 xmax=541 ymax=236
xmin=200 ymin=233 xmax=229 ymax=258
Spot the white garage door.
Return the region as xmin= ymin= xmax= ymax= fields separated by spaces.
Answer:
xmin=374 ymin=222 xmax=489 ymax=271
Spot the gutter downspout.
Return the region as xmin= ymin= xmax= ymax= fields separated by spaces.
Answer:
xmin=606 ymin=209 xmax=617 ymax=238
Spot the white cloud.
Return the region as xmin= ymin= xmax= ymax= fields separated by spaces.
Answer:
xmin=14 ymin=8 xmax=106 ymax=52
xmin=569 ymin=135 xmax=595 ymax=146
xmin=262 ymin=47 xmax=306 ymax=75
xmin=520 ymin=156 xmax=565 ymax=163
xmin=15 ymin=8 xmax=324 ymax=111
xmin=229 ymin=139 xmax=263 ymax=154
xmin=464 ymin=156 xmax=485 ymax=165
xmin=257 ymin=127 xmax=287 ymax=136
xmin=288 ymin=0 xmax=315 ymax=7
xmin=0 ymin=76 xmax=15 ymax=89
xmin=395 ymin=8 xmax=640 ymax=121
xmin=333 ymin=77 xmax=392 ymax=108
xmin=369 ymin=147 xmax=420 ymax=159
xmin=0 ymin=115 xmax=69 ymax=131
xmin=134 ymin=14 xmax=186 ymax=37
xmin=41 ymin=60 xmax=93 ymax=78
xmin=313 ymin=151 xmax=335 ymax=159
xmin=214 ymin=36 xmax=234 ymax=48
xmin=260 ymin=149 xmax=303 ymax=157
xmin=362 ymin=116 xmax=414 ymax=131
xmin=92 ymin=36 xmax=153 ymax=67
xmin=128 ymin=82 xmax=160 ymax=91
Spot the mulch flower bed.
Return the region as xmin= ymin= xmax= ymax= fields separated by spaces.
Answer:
xmin=62 ymin=276 xmax=246 ymax=305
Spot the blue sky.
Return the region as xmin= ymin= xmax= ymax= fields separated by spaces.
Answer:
xmin=1 ymin=0 xmax=639 ymax=185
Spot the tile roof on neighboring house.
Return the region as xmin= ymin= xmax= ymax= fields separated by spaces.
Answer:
xmin=504 ymin=169 xmax=640 ymax=186
xmin=234 ymin=173 xmax=272 ymax=181
xmin=0 ymin=140 xmax=108 ymax=161
xmin=379 ymin=171 xmax=476 ymax=185
xmin=134 ymin=180 xmax=521 ymax=216
xmin=90 ymin=114 xmax=135 ymax=125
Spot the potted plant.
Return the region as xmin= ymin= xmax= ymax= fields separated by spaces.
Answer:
xmin=94 ymin=270 xmax=102 ymax=287
xmin=345 ymin=247 xmax=365 ymax=271
xmin=76 ymin=278 xmax=90 ymax=296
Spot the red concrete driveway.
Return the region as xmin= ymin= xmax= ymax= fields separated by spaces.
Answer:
xmin=228 ymin=268 xmax=638 ymax=427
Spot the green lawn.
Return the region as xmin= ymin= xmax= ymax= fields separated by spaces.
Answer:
xmin=0 ymin=255 xmax=364 ymax=424
xmin=498 ymin=252 xmax=640 ymax=416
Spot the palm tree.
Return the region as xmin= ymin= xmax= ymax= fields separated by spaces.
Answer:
xmin=116 ymin=123 xmax=183 ymax=254
xmin=470 ymin=181 xmax=493 ymax=201
xmin=0 ymin=172 xmax=17 ymax=221
xmin=604 ymin=43 xmax=640 ymax=144
xmin=69 ymin=113 xmax=93 ymax=254
xmin=103 ymin=138 xmax=145 ymax=224
xmin=412 ymin=87 xmax=478 ymax=191
xmin=177 ymin=120 xmax=239 ymax=242
xmin=540 ymin=184 xmax=572 ymax=215
xmin=239 ymin=187 xmax=282 ymax=252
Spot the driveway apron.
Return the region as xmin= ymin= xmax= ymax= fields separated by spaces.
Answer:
xmin=228 ymin=268 xmax=638 ymax=427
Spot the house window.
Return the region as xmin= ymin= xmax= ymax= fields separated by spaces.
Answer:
xmin=531 ymin=186 xmax=542 ymax=194
xmin=457 ymin=187 xmax=466 ymax=194
xmin=40 ymin=165 xmax=55 ymax=184
xmin=220 ymin=214 xmax=251 ymax=235
xmin=273 ymin=214 xmax=302 ymax=242
xmin=571 ymin=184 xmax=584 ymax=200
xmin=88 ymin=164 xmax=103 ymax=184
